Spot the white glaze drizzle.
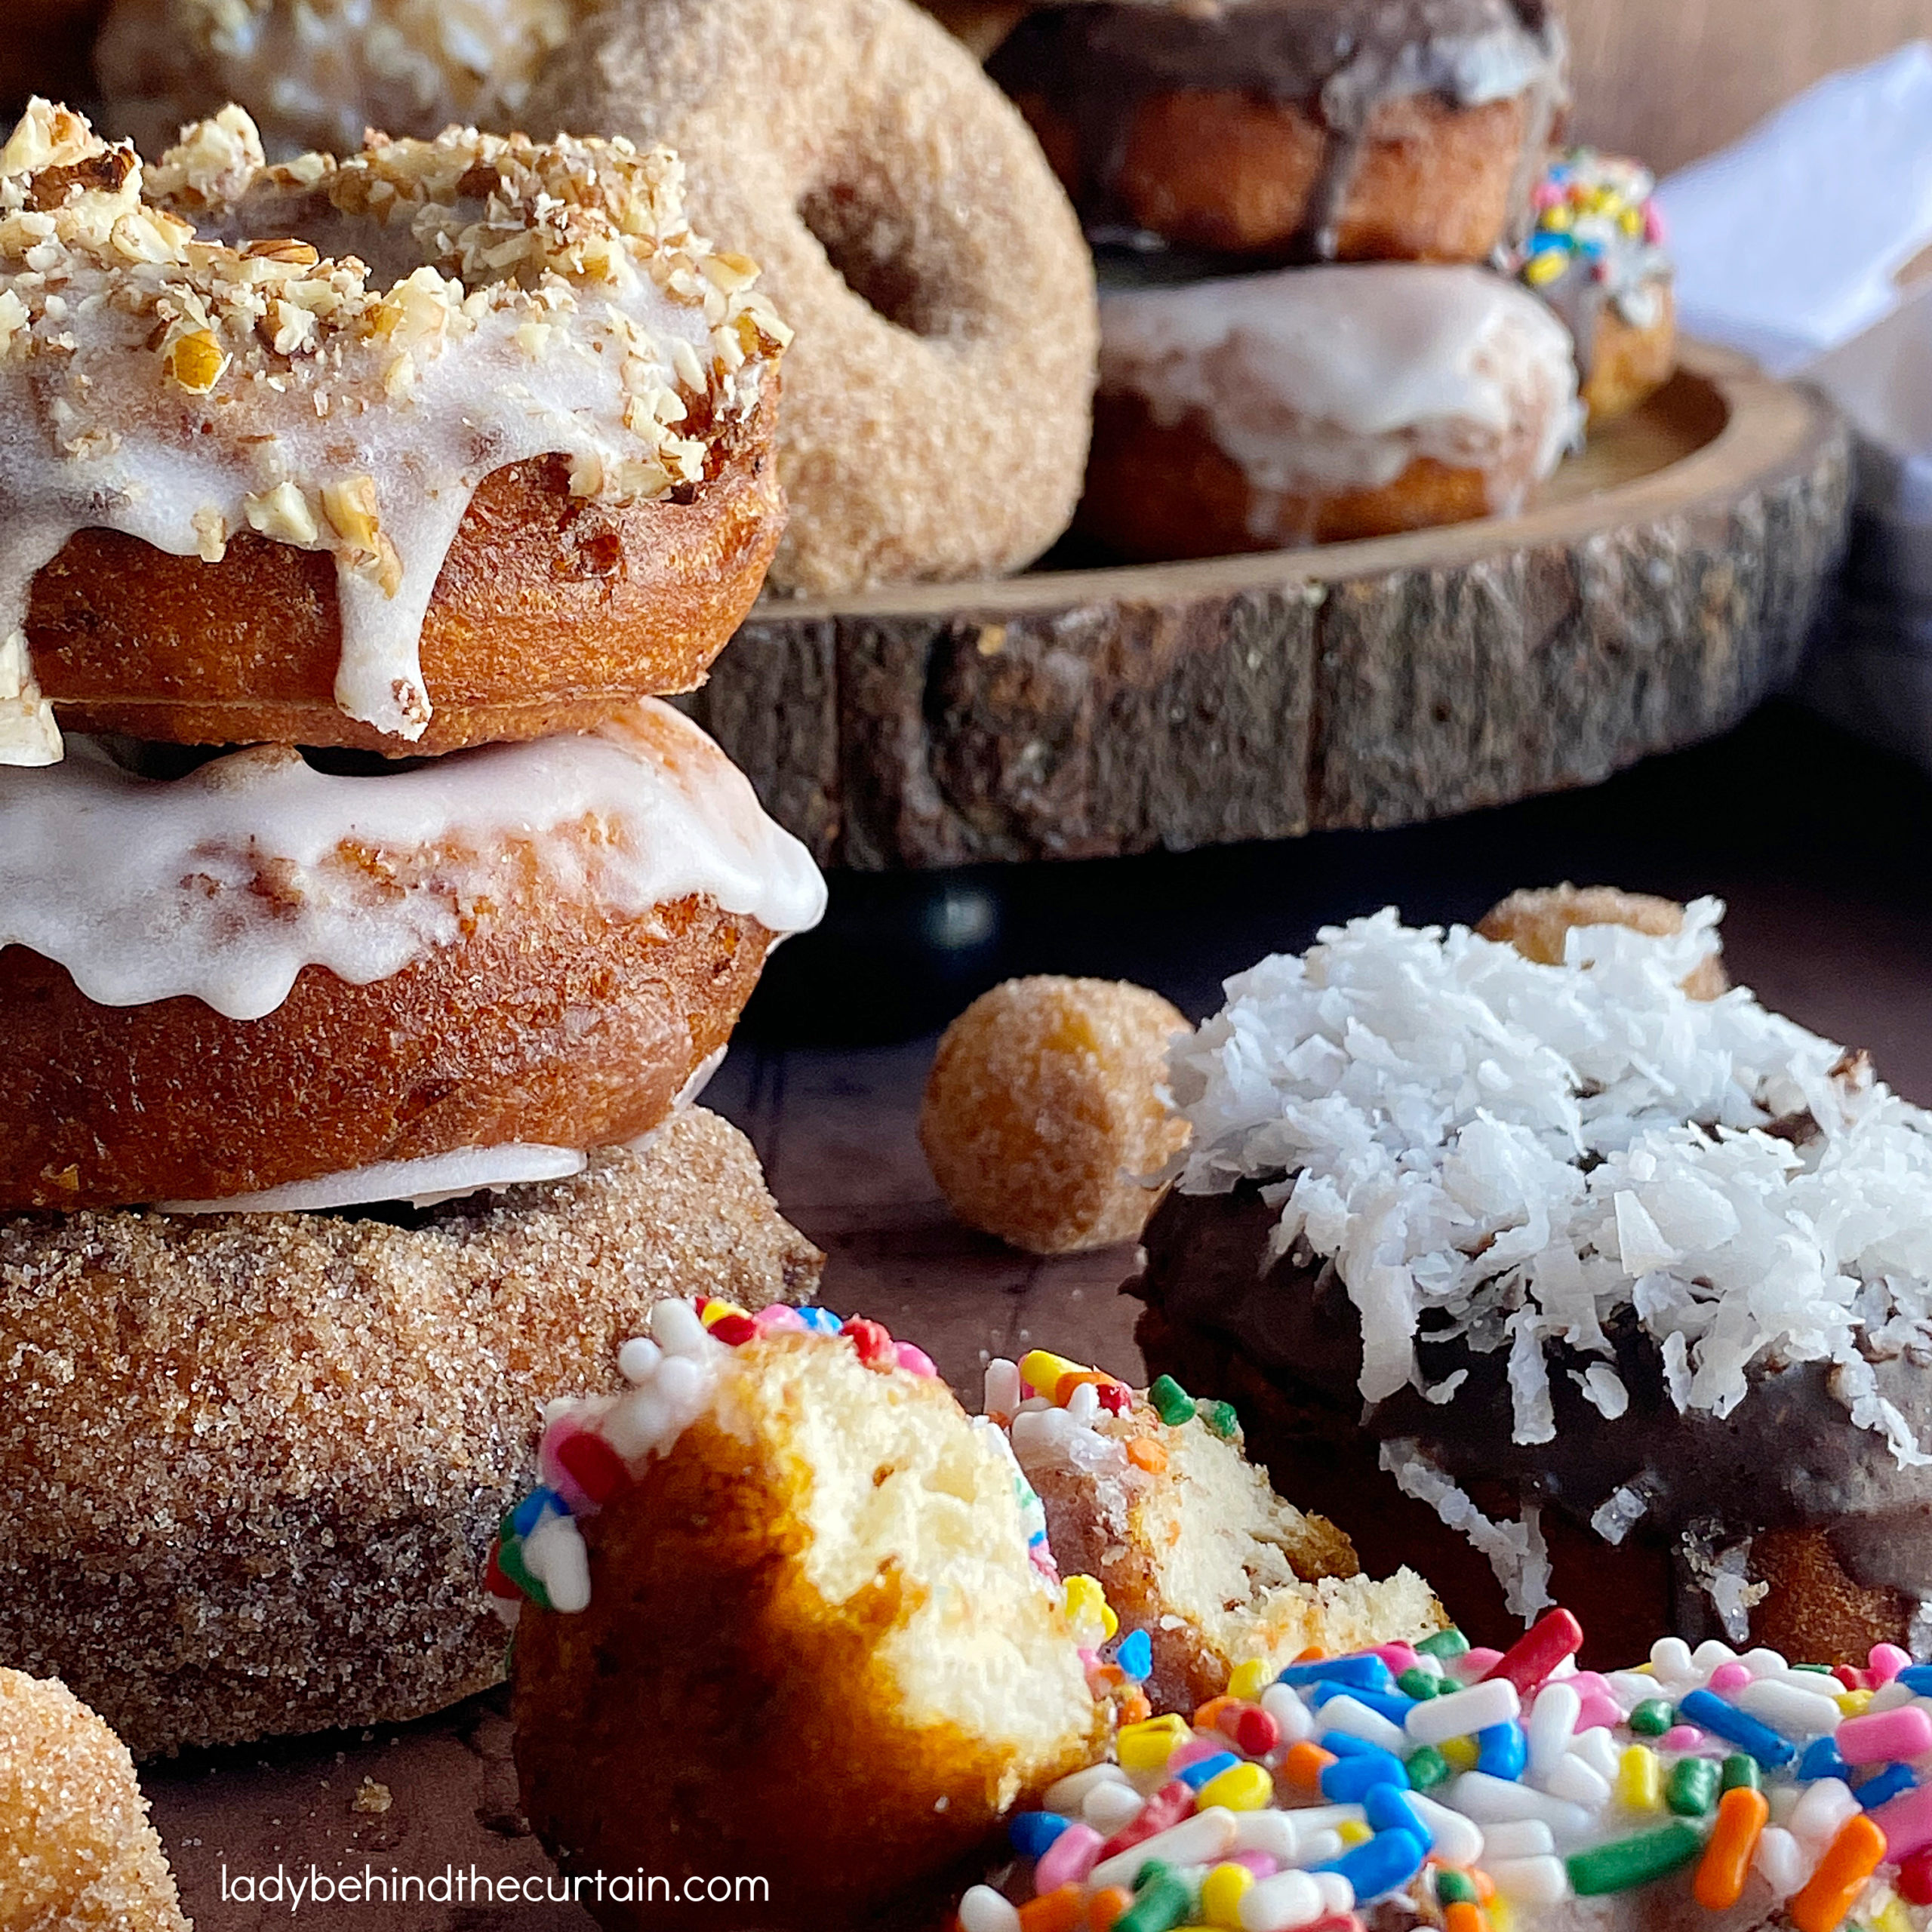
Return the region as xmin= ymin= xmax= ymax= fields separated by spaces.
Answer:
xmin=0 ymin=699 xmax=827 ymax=1021
xmin=1099 ymin=263 xmax=1581 ymax=518
xmin=0 ymin=101 xmax=788 ymax=764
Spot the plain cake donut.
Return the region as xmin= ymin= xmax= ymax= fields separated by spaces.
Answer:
xmin=0 ymin=101 xmax=789 ymax=765
xmin=0 ymin=700 xmax=826 ymax=1213
xmin=521 ymin=0 xmax=1098 ymax=598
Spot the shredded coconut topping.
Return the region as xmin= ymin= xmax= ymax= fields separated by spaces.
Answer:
xmin=1171 ymin=905 xmax=1932 ymax=1461
xmin=0 ymin=98 xmax=789 ymax=763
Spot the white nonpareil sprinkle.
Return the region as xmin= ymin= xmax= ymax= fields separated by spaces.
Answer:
xmin=1170 ymin=904 xmax=1932 ymax=1458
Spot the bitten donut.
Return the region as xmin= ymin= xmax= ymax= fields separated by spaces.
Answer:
xmin=0 ymin=101 xmax=789 ymax=766
xmin=0 ymin=3 xmax=105 ymax=116
xmin=987 ymin=0 xmax=1568 ymax=263
xmin=0 ymin=700 xmax=826 ymax=1213
xmin=98 ymin=0 xmax=597 ymax=159
xmin=506 ymin=1301 xmax=1104 ymax=1929
xmin=1134 ymin=897 xmax=1932 ymax=1669
xmin=986 ymin=1346 xmax=1445 ymax=1715
xmin=1512 ymin=149 xmax=1678 ymax=427
xmin=1080 ymin=263 xmax=1580 ymax=561
xmin=522 ymin=0 xmax=1099 ymax=598
xmin=0 ymin=1108 xmax=824 ymax=1758
xmin=2 ymin=1672 xmax=187 ymax=1932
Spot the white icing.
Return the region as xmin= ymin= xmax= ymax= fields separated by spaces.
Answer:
xmin=1098 ymin=263 xmax=1581 ymax=521
xmin=0 ymin=699 xmax=827 ymax=1021
xmin=157 ymin=1141 xmax=587 ymax=1214
xmin=0 ymin=103 xmax=786 ymax=764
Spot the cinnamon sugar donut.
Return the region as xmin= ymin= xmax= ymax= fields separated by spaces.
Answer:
xmin=0 ymin=102 xmax=789 ymax=766
xmin=0 ymin=700 xmax=826 ymax=1213
xmin=0 ymin=1107 xmax=824 ymax=1758
xmin=0 ymin=4 xmax=106 ymax=116
xmin=1081 ymin=263 xmax=1580 ymax=561
xmin=522 ymin=0 xmax=1098 ymax=597
xmin=98 ymin=0 xmax=598 ymax=159
xmin=987 ymin=0 xmax=1569 ymax=263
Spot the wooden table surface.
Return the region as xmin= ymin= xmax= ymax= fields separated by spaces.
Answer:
xmin=137 ymin=698 xmax=1932 ymax=1930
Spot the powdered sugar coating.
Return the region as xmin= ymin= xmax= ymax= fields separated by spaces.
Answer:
xmin=1168 ymin=904 xmax=1932 ymax=1459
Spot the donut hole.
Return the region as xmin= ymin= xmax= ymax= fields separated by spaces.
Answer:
xmin=798 ymin=176 xmax=971 ymax=340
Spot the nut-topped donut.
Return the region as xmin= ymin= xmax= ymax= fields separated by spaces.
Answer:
xmin=97 ymin=0 xmax=598 ymax=159
xmin=0 ymin=100 xmax=790 ymax=766
xmin=0 ymin=700 xmax=826 ymax=1213
xmin=522 ymin=0 xmax=1099 ymax=597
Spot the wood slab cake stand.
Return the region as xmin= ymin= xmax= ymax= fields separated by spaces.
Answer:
xmin=687 ymin=343 xmax=1850 ymax=871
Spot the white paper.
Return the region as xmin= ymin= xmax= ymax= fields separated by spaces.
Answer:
xmin=1658 ymin=42 xmax=1932 ymax=376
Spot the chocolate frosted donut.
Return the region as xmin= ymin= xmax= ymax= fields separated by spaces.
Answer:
xmin=989 ymin=0 xmax=1569 ymax=263
xmin=1131 ymin=897 xmax=1932 ymax=1666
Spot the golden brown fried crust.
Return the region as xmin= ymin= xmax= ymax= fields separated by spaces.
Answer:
xmin=0 ymin=1108 xmax=824 ymax=1758
xmin=514 ymin=1398 xmax=1095 ymax=1931
xmin=1078 ymin=392 xmax=1498 ymax=562
xmin=0 ymin=889 xmax=771 ymax=1211
xmin=1021 ymin=88 xmax=1537 ymax=263
xmin=31 ymin=385 xmax=784 ymax=755
xmin=1580 ymin=285 xmax=1678 ymax=427
xmin=0 ymin=1671 xmax=187 ymax=1932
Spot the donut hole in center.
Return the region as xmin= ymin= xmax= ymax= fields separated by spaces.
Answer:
xmin=798 ymin=176 xmax=971 ymax=340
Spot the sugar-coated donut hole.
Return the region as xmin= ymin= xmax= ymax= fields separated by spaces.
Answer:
xmin=0 ymin=1672 xmax=186 ymax=1928
xmin=920 ymin=974 xmax=1192 ymax=1255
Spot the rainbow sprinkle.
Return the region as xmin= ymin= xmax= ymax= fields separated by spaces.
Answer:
xmin=1509 ymin=149 xmax=1669 ymax=324
xmin=485 ymin=1296 xmax=936 ymax=1622
xmin=964 ymin=1612 xmax=1932 ymax=1932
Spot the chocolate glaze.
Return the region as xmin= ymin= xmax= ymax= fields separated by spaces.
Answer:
xmin=990 ymin=0 xmax=1568 ymax=257
xmin=1131 ymin=1181 xmax=1932 ymax=1656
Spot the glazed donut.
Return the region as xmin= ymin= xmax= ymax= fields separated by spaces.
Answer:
xmin=97 ymin=0 xmax=598 ymax=160
xmin=0 ymin=700 xmax=826 ymax=1212
xmin=1512 ymin=150 xmax=1678 ymax=427
xmin=0 ymin=1107 xmax=824 ymax=1758
xmin=1080 ymin=263 xmax=1580 ymax=561
xmin=968 ymin=1605 xmax=1932 ymax=1932
xmin=984 ymin=1346 xmax=1445 ymax=1715
xmin=1 ymin=1672 xmax=187 ymax=1930
xmin=521 ymin=0 xmax=1099 ymax=598
xmin=1133 ymin=895 xmax=1932 ymax=1668
xmin=986 ymin=0 xmax=1568 ymax=263
xmin=506 ymin=1303 xmax=1104 ymax=1930
xmin=0 ymin=101 xmax=789 ymax=766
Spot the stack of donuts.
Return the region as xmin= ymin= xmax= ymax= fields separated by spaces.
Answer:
xmin=952 ymin=0 xmax=1679 ymax=561
xmin=0 ymin=95 xmax=829 ymax=1756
